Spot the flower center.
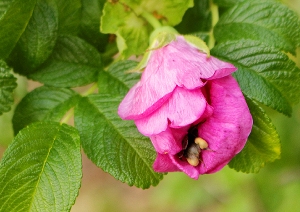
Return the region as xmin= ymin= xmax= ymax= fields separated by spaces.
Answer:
xmin=177 ymin=126 xmax=209 ymax=167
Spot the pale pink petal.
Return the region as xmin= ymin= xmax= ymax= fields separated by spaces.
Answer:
xmin=149 ymin=127 xmax=184 ymax=154
xmin=118 ymin=36 xmax=236 ymax=120
xmin=134 ymin=86 xmax=207 ymax=135
xmin=153 ymin=154 xmax=180 ymax=172
xmin=168 ymin=87 xmax=207 ymax=128
xmin=163 ymin=36 xmax=237 ymax=89
xmin=197 ymin=75 xmax=253 ymax=174
xmin=204 ymin=57 xmax=237 ymax=80
xmin=118 ymin=80 xmax=174 ymax=120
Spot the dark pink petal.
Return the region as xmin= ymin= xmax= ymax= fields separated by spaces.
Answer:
xmin=153 ymin=153 xmax=200 ymax=179
xmin=134 ymin=87 xmax=207 ymax=135
xmin=169 ymin=156 xmax=200 ymax=179
xmin=149 ymin=126 xmax=188 ymax=154
xmin=197 ymin=75 xmax=253 ymax=174
xmin=153 ymin=153 xmax=181 ymax=172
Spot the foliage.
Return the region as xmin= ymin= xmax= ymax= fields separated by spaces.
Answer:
xmin=0 ymin=0 xmax=300 ymax=210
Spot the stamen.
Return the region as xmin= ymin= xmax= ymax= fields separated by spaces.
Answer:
xmin=194 ymin=137 xmax=208 ymax=149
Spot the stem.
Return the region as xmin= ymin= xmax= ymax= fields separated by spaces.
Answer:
xmin=82 ymin=83 xmax=98 ymax=96
xmin=208 ymin=2 xmax=219 ymax=49
xmin=60 ymin=108 xmax=74 ymax=124
xmin=60 ymin=83 xmax=98 ymax=124
xmin=141 ymin=11 xmax=162 ymax=29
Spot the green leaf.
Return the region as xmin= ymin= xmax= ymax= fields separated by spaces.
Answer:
xmin=75 ymin=94 xmax=163 ymax=189
xmin=12 ymin=86 xmax=80 ymax=134
xmin=0 ymin=122 xmax=82 ymax=211
xmin=98 ymin=60 xmax=140 ymax=96
xmin=9 ymin=0 xmax=58 ymax=75
xmin=229 ymin=98 xmax=281 ymax=173
xmin=211 ymin=39 xmax=300 ymax=116
xmin=214 ymin=0 xmax=300 ymax=54
xmin=101 ymin=0 xmax=193 ymax=58
xmin=29 ymin=35 xmax=103 ymax=87
xmin=79 ymin=0 xmax=109 ymax=52
xmin=136 ymin=0 xmax=194 ymax=26
xmin=54 ymin=0 xmax=81 ymax=35
xmin=0 ymin=60 xmax=17 ymax=115
xmin=0 ymin=0 xmax=37 ymax=59
xmin=0 ymin=0 xmax=10 ymax=17
xmin=101 ymin=2 xmax=151 ymax=58
xmin=175 ymin=0 xmax=212 ymax=34
xmin=213 ymin=0 xmax=245 ymax=7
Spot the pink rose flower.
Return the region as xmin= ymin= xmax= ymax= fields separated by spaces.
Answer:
xmin=118 ymin=36 xmax=253 ymax=179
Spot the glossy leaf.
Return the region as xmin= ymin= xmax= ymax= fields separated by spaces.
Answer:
xmin=212 ymin=39 xmax=300 ymax=116
xmin=176 ymin=0 xmax=212 ymax=34
xmin=79 ymin=0 xmax=109 ymax=52
xmin=0 ymin=122 xmax=82 ymax=211
xmin=10 ymin=0 xmax=58 ymax=74
xmin=0 ymin=0 xmax=10 ymax=17
xmin=213 ymin=0 xmax=245 ymax=7
xmin=75 ymin=94 xmax=163 ymax=189
xmin=214 ymin=0 xmax=300 ymax=54
xmin=229 ymin=98 xmax=281 ymax=173
xmin=0 ymin=0 xmax=37 ymax=59
xmin=29 ymin=35 xmax=103 ymax=87
xmin=12 ymin=86 xmax=80 ymax=134
xmin=98 ymin=60 xmax=140 ymax=96
xmin=54 ymin=0 xmax=81 ymax=35
xmin=0 ymin=60 xmax=17 ymax=115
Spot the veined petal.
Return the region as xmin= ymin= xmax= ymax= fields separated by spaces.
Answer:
xmin=153 ymin=153 xmax=180 ymax=172
xmin=204 ymin=57 xmax=237 ymax=80
xmin=118 ymin=36 xmax=236 ymax=120
xmin=149 ymin=126 xmax=187 ymax=154
xmin=134 ymin=86 xmax=207 ymax=135
xmin=197 ymin=75 xmax=253 ymax=174
xmin=118 ymin=80 xmax=174 ymax=120
xmin=162 ymin=36 xmax=237 ymax=89
xmin=169 ymin=156 xmax=200 ymax=179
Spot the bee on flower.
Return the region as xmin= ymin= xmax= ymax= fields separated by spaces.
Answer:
xmin=118 ymin=30 xmax=253 ymax=179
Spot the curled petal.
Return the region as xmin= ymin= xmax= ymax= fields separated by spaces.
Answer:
xmin=153 ymin=154 xmax=180 ymax=173
xmin=118 ymin=36 xmax=237 ymax=120
xmin=135 ymin=87 xmax=207 ymax=135
xmin=163 ymin=36 xmax=237 ymax=89
xmin=197 ymin=75 xmax=253 ymax=174
xmin=169 ymin=156 xmax=200 ymax=179
xmin=118 ymin=80 xmax=174 ymax=120
xmin=149 ymin=126 xmax=188 ymax=154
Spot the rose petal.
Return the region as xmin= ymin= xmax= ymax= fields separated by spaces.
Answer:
xmin=165 ymin=36 xmax=237 ymax=89
xmin=118 ymin=36 xmax=237 ymax=120
xmin=118 ymin=80 xmax=175 ymax=120
xmin=197 ymin=75 xmax=253 ymax=174
xmin=153 ymin=153 xmax=181 ymax=172
xmin=154 ymin=153 xmax=200 ymax=179
xmin=134 ymin=87 xmax=207 ymax=135
xmin=169 ymin=156 xmax=200 ymax=179
xmin=149 ymin=126 xmax=188 ymax=154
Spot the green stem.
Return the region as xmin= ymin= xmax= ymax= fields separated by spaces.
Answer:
xmin=60 ymin=83 xmax=98 ymax=124
xmin=208 ymin=2 xmax=219 ymax=49
xmin=60 ymin=108 xmax=74 ymax=124
xmin=82 ymin=83 xmax=98 ymax=96
xmin=141 ymin=11 xmax=162 ymax=29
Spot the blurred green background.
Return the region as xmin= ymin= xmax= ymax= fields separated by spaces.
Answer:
xmin=1 ymin=1 xmax=300 ymax=211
